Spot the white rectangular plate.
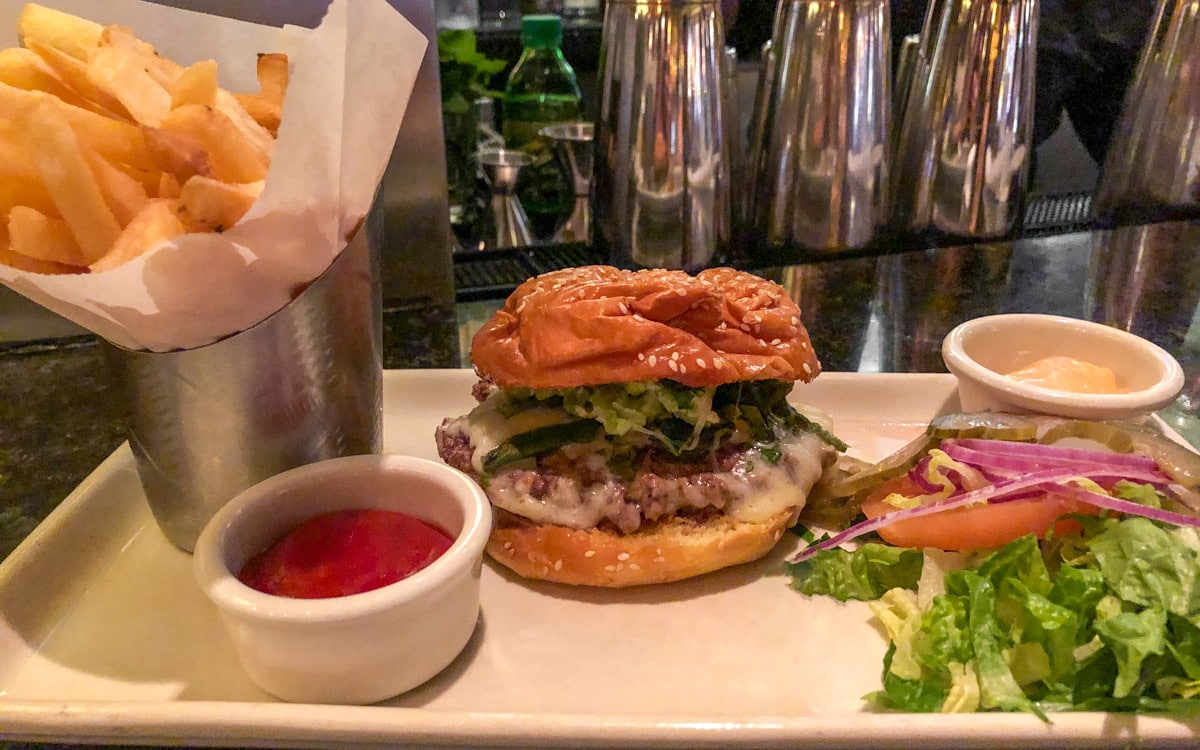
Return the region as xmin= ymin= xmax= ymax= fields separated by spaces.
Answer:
xmin=1 ymin=370 xmax=1197 ymax=748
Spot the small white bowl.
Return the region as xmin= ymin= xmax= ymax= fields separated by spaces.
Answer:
xmin=193 ymin=454 xmax=491 ymax=705
xmin=942 ymin=314 xmax=1185 ymax=421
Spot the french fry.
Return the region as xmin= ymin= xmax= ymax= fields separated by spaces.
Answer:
xmin=0 ymin=81 xmax=152 ymax=170
xmin=90 ymin=198 xmax=184 ymax=272
xmin=87 ymin=45 xmax=172 ymax=125
xmin=17 ymin=3 xmax=102 ymax=62
xmin=0 ymin=46 xmax=103 ymax=114
xmin=170 ymin=59 xmax=218 ymax=109
xmin=214 ymin=89 xmax=275 ymax=166
xmin=0 ymin=174 xmax=56 ymax=215
xmin=177 ymin=175 xmax=261 ymax=232
xmin=7 ymin=204 xmax=87 ymax=266
xmin=25 ymin=98 xmax=122 ymax=263
xmin=155 ymin=104 xmax=269 ymax=183
xmin=82 ymin=146 xmax=148 ymax=225
xmin=0 ymin=128 xmax=38 ymax=179
xmin=235 ymin=52 xmax=288 ymax=135
xmin=23 ymin=40 xmax=128 ymax=120
xmin=141 ymin=122 xmax=210 ymax=183
xmin=157 ymin=170 xmax=181 ymax=200
xmin=0 ymin=245 xmax=84 ymax=274
xmin=97 ymin=24 xmax=182 ymax=87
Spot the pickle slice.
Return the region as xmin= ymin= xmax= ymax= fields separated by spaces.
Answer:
xmin=1036 ymin=420 xmax=1135 ymax=453
xmin=1037 ymin=419 xmax=1200 ymax=488
xmin=926 ymin=412 xmax=1040 ymax=441
xmin=1124 ymin=426 xmax=1200 ymax=488
xmin=817 ymin=433 xmax=937 ymax=501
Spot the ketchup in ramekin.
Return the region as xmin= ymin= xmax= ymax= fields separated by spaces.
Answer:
xmin=237 ymin=509 xmax=454 ymax=598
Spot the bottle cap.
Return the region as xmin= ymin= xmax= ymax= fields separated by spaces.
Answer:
xmin=521 ymin=14 xmax=563 ymax=49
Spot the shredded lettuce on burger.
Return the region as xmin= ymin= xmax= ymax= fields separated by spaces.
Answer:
xmin=481 ymin=379 xmax=846 ymax=476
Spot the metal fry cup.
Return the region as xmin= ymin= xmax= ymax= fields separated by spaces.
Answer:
xmin=103 ymin=229 xmax=383 ymax=552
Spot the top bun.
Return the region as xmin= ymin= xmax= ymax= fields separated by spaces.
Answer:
xmin=471 ymin=265 xmax=822 ymax=388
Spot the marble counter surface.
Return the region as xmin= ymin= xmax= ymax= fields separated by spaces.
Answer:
xmin=2 ymin=221 xmax=1200 ymax=749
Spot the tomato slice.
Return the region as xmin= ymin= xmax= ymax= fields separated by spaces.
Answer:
xmin=860 ymin=474 xmax=1096 ymax=551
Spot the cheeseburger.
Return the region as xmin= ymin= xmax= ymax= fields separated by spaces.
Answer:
xmin=436 ymin=265 xmax=843 ymax=587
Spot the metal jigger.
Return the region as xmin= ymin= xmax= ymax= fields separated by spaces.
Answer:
xmin=479 ymin=148 xmax=536 ymax=249
xmin=541 ymin=122 xmax=594 ymax=244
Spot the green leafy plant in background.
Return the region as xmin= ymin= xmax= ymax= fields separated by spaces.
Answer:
xmin=437 ymin=29 xmax=506 ymax=244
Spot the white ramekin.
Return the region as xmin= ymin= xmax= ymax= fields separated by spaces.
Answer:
xmin=193 ymin=454 xmax=491 ymax=704
xmin=942 ymin=314 xmax=1185 ymax=421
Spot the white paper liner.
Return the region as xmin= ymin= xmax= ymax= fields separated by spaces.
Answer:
xmin=0 ymin=0 xmax=426 ymax=351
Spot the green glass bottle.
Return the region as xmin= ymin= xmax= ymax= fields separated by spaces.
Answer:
xmin=502 ymin=14 xmax=582 ymax=237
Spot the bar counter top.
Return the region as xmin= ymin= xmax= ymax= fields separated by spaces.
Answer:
xmin=2 ymin=220 xmax=1200 ymax=748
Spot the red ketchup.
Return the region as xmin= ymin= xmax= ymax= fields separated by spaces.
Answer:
xmin=237 ymin=509 xmax=454 ymax=598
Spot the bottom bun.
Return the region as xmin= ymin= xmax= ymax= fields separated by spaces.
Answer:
xmin=486 ymin=507 xmax=801 ymax=587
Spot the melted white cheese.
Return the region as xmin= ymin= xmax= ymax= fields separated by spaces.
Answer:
xmin=449 ymin=394 xmax=834 ymax=529
xmin=721 ymin=433 xmax=829 ymax=523
xmin=450 ymin=394 xmax=570 ymax=474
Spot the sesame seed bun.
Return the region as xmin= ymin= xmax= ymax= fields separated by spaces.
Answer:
xmin=471 ymin=265 xmax=822 ymax=388
xmin=487 ymin=507 xmax=800 ymax=587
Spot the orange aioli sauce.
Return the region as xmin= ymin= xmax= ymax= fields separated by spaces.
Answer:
xmin=1004 ymin=356 xmax=1124 ymax=394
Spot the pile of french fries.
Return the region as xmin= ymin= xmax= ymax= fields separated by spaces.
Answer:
xmin=0 ymin=3 xmax=287 ymax=274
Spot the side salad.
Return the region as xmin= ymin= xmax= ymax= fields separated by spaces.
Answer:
xmin=786 ymin=414 xmax=1200 ymax=718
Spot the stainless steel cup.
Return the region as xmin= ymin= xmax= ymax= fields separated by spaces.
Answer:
xmin=890 ymin=0 xmax=1038 ymax=238
xmin=104 ymin=230 xmax=383 ymax=552
xmin=742 ymin=39 xmax=775 ymax=230
xmin=1094 ymin=0 xmax=1200 ymax=225
xmin=745 ymin=0 xmax=892 ymax=253
xmin=594 ymin=0 xmax=734 ymax=270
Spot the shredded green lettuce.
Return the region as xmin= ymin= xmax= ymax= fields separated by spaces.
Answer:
xmin=488 ymin=379 xmax=845 ymax=465
xmin=788 ymin=513 xmax=1200 ymax=717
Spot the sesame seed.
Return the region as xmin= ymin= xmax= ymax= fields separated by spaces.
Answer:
xmin=675 ymin=288 xmax=687 ymax=296
xmin=634 ymin=313 xmax=645 ymax=322
xmin=770 ymin=338 xmax=781 ymax=345
xmin=668 ymin=360 xmax=679 ymax=372
xmin=540 ymin=565 xmax=549 ymax=575
xmin=619 ymin=302 xmax=629 ymax=314
xmin=671 ymin=352 xmax=680 ymax=360
xmin=697 ymin=359 xmax=707 ymax=369
xmin=790 ymin=316 xmax=799 ymax=326
xmin=714 ymin=357 xmax=724 ymax=367
xmin=584 ymin=550 xmax=597 ymax=557
xmin=653 ymin=556 xmax=666 ymax=563
xmin=803 ymin=362 xmax=812 ymax=374
xmin=629 ymin=563 xmax=641 ymax=571
xmin=679 ymin=365 xmax=687 ymax=374
xmin=649 ymin=354 xmax=657 ymax=366
xmin=617 ymin=552 xmax=630 ymax=561
xmin=638 ymin=353 xmax=645 ymax=361
xmin=802 ymin=341 xmax=809 ymax=350
xmin=616 ymin=563 xmax=625 ymax=571
xmin=604 ymin=564 xmax=617 ymax=572
xmin=740 ymin=323 xmax=750 ymax=332
xmin=554 ymin=559 xmax=563 ymax=571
